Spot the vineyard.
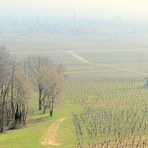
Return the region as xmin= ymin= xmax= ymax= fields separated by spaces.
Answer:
xmin=69 ymin=78 xmax=148 ymax=147
xmin=1 ymin=48 xmax=148 ymax=148
xmin=1 ymin=4 xmax=148 ymax=147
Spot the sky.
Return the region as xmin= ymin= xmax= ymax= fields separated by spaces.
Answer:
xmin=0 ymin=0 xmax=148 ymax=19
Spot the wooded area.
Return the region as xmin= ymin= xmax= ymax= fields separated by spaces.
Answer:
xmin=0 ymin=46 xmax=65 ymax=133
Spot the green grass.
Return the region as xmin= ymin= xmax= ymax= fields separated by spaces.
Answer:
xmin=1 ymin=46 xmax=147 ymax=148
xmin=58 ymin=103 xmax=82 ymax=148
xmin=0 ymin=114 xmax=52 ymax=148
xmin=0 ymin=91 xmax=81 ymax=148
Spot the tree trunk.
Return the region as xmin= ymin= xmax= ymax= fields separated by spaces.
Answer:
xmin=43 ymin=99 xmax=46 ymax=114
xmin=49 ymin=99 xmax=54 ymax=117
xmin=11 ymin=67 xmax=15 ymax=129
xmin=38 ymin=85 xmax=42 ymax=110
xmin=39 ymin=99 xmax=42 ymax=110
xmin=50 ymin=110 xmax=53 ymax=117
xmin=0 ymin=85 xmax=8 ymax=132
xmin=15 ymin=104 xmax=19 ymax=125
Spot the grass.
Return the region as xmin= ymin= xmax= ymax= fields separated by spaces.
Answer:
xmin=0 ymin=75 xmax=147 ymax=148
xmin=58 ymin=103 xmax=82 ymax=148
xmin=0 ymin=114 xmax=51 ymax=148
xmin=1 ymin=47 xmax=148 ymax=147
xmin=0 ymin=91 xmax=82 ymax=148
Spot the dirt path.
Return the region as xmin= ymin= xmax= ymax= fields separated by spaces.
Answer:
xmin=67 ymin=50 xmax=148 ymax=76
xmin=41 ymin=118 xmax=66 ymax=147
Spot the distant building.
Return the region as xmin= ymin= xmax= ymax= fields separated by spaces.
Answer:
xmin=144 ymin=77 xmax=148 ymax=86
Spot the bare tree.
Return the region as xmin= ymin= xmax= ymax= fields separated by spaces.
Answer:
xmin=41 ymin=64 xmax=65 ymax=116
xmin=24 ymin=57 xmax=50 ymax=110
xmin=0 ymin=46 xmax=13 ymax=132
xmin=0 ymin=46 xmax=32 ymax=132
xmin=12 ymin=64 xmax=32 ymax=126
xmin=25 ymin=56 xmax=66 ymax=116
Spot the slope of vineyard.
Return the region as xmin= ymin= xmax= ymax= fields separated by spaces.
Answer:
xmin=71 ymin=79 xmax=148 ymax=147
xmin=66 ymin=50 xmax=148 ymax=147
xmin=1 ymin=49 xmax=148 ymax=148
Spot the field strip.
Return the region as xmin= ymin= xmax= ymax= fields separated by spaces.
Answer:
xmin=41 ymin=117 xmax=66 ymax=146
xmin=67 ymin=51 xmax=148 ymax=76
xmin=67 ymin=51 xmax=91 ymax=64
xmin=10 ymin=50 xmax=65 ymax=54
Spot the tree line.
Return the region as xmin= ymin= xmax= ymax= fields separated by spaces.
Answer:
xmin=0 ymin=46 xmax=65 ymax=133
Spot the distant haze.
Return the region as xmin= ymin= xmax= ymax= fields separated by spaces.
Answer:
xmin=0 ymin=0 xmax=148 ymax=19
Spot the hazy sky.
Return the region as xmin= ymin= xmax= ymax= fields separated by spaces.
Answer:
xmin=0 ymin=0 xmax=148 ymax=19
